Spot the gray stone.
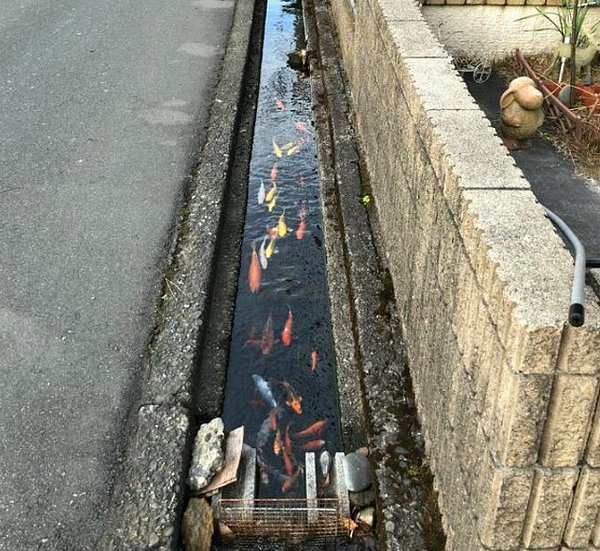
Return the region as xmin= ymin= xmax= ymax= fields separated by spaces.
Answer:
xmin=182 ymin=498 xmax=214 ymax=551
xmin=188 ymin=418 xmax=226 ymax=491
xmin=343 ymin=452 xmax=374 ymax=492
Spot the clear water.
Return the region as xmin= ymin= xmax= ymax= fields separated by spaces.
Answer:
xmin=222 ymin=0 xmax=342 ymax=499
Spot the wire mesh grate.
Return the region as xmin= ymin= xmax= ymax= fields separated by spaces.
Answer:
xmin=217 ymin=497 xmax=347 ymax=548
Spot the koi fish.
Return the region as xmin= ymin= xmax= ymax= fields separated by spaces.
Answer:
xmin=246 ymin=313 xmax=276 ymax=355
xmin=272 ymin=139 xmax=283 ymax=158
xmin=281 ymin=307 xmax=293 ymax=347
xmin=293 ymin=419 xmax=327 ymax=439
xmin=275 ymin=98 xmax=285 ymax=111
xmin=269 ymin=408 xmax=280 ymax=430
xmin=248 ymin=242 xmax=261 ymax=294
xmin=258 ymin=235 xmax=268 ymax=270
xmin=282 ymin=381 xmax=303 ymax=415
xmin=270 ymin=164 xmax=278 ymax=183
xmin=294 ymin=120 xmax=310 ymax=133
xmin=311 ymin=349 xmax=319 ymax=372
xmin=287 ymin=141 xmax=302 ymax=156
xmin=266 ymin=225 xmax=278 ymax=239
xmin=340 ymin=517 xmax=358 ymax=538
xmin=281 ymin=466 xmax=303 ymax=493
xmin=251 ymin=374 xmax=277 ymax=409
xmin=265 ymin=182 xmax=277 ymax=202
xmin=295 ymin=207 xmax=308 ymax=240
xmin=282 ymin=446 xmax=294 ymax=477
xmin=281 ymin=141 xmax=296 ymax=150
xmin=256 ymin=412 xmax=276 ymax=449
xmin=273 ymin=428 xmax=282 ymax=456
xmin=284 ymin=424 xmax=292 ymax=455
xmin=257 ymin=179 xmax=266 ymax=205
xmin=267 ymin=195 xmax=277 ymax=212
xmin=298 ymin=175 xmax=306 ymax=187
xmin=300 ymin=439 xmax=326 ymax=451
xmin=277 ymin=209 xmax=288 ymax=237
xmin=320 ymin=450 xmax=331 ymax=488
xmin=265 ymin=237 xmax=277 ymax=259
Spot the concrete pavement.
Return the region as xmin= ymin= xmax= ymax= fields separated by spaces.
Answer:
xmin=0 ymin=1 xmax=236 ymax=548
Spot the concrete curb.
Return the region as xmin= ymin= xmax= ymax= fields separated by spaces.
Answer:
xmin=305 ymin=0 xmax=446 ymax=548
xmin=100 ymin=0 xmax=258 ymax=547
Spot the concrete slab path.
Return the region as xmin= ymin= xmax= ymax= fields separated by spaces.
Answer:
xmin=0 ymin=1 xmax=235 ymax=548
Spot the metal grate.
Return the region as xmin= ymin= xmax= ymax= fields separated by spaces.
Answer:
xmin=217 ymin=498 xmax=346 ymax=548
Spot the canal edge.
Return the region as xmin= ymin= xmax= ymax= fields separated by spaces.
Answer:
xmin=99 ymin=0 xmax=261 ymax=547
xmin=304 ymin=0 xmax=447 ymax=548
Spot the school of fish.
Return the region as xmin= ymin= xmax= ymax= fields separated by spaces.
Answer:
xmin=242 ymin=103 xmax=335 ymax=497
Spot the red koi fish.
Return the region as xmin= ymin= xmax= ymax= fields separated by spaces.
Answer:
xmin=281 ymin=466 xmax=303 ymax=493
xmin=248 ymin=242 xmax=261 ymax=293
xmin=275 ymin=98 xmax=285 ymax=111
xmin=246 ymin=313 xmax=276 ymax=355
xmin=284 ymin=424 xmax=292 ymax=455
xmin=282 ymin=447 xmax=294 ymax=477
xmin=293 ymin=419 xmax=327 ymax=439
xmin=311 ymin=349 xmax=319 ymax=372
xmin=281 ymin=307 xmax=293 ymax=347
xmin=301 ymin=439 xmax=326 ymax=452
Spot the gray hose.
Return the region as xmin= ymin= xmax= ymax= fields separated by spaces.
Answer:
xmin=542 ymin=206 xmax=585 ymax=326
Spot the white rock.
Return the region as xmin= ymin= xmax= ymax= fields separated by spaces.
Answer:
xmin=188 ymin=418 xmax=225 ymax=491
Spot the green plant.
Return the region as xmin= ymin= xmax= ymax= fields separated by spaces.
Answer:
xmin=517 ymin=1 xmax=600 ymax=47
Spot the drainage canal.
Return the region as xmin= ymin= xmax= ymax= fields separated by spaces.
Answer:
xmin=211 ymin=0 xmax=374 ymax=548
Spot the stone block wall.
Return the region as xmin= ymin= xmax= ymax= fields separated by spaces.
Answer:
xmin=324 ymin=0 xmax=600 ymax=548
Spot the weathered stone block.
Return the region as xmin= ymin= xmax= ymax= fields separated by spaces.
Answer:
xmin=476 ymin=460 xmax=533 ymax=548
xmin=490 ymin=371 xmax=553 ymax=467
xmin=585 ymin=399 xmax=600 ymax=468
xmin=539 ymin=375 xmax=599 ymax=467
xmin=522 ymin=468 xmax=579 ymax=548
xmin=564 ymin=467 xmax=600 ymax=548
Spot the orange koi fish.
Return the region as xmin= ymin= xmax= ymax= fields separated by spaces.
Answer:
xmin=273 ymin=428 xmax=282 ymax=456
xmin=341 ymin=517 xmax=358 ymax=538
xmin=310 ymin=349 xmax=319 ymax=372
xmin=282 ymin=381 xmax=303 ymax=415
xmin=277 ymin=209 xmax=288 ymax=237
xmin=293 ymin=419 xmax=327 ymax=439
xmin=281 ymin=466 xmax=303 ymax=493
xmin=300 ymin=439 xmax=326 ymax=451
xmin=248 ymin=242 xmax=261 ymax=294
xmin=282 ymin=447 xmax=294 ymax=477
xmin=272 ymin=139 xmax=283 ymax=158
xmin=270 ymin=164 xmax=278 ymax=183
xmin=281 ymin=307 xmax=293 ymax=347
xmin=295 ymin=206 xmax=308 ymax=240
xmin=275 ymin=98 xmax=285 ymax=111
xmin=269 ymin=409 xmax=279 ymax=430
xmin=246 ymin=313 xmax=276 ymax=355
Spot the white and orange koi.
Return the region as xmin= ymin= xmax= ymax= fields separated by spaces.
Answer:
xmin=274 ymin=98 xmax=285 ymax=111
xmin=245 ymin=312 xmax=277 ymax=355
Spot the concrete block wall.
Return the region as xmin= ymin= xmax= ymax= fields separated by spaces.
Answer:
xmin=420 ymin=6 xmax=600 ymax=60
xmin=324 ymin=0 xmax=600 ymax=548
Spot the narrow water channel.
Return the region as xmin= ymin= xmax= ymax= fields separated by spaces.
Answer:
xmin=222 ymin=0 xmax=342 ymax=500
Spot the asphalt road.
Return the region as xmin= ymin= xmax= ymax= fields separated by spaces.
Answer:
xmin=0 ymin=1 xmax=235 ymax=548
